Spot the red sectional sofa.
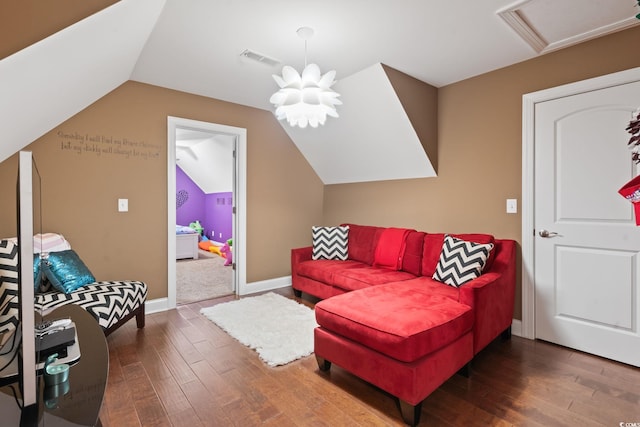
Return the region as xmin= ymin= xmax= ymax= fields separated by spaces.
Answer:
xmin=291 ymin=224 xmax=516 ymax=426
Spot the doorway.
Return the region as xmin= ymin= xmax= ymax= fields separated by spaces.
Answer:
xmin=167 ymin=117 xmax=247 ymax=309
xmin=522 ymin=66 xmax=640 ymax=366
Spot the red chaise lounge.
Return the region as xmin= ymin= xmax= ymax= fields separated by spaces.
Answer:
xmin=291 ymin=224 xmax=516 ymax=425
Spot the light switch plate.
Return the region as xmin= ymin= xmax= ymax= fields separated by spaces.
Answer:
xmin=506 ymin=198 xmax=517 ymax=214
xmin=118 ymin=199 xmax=128 ymax=212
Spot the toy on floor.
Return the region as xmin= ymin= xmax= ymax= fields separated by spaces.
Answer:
xmin=198 ymin=238 xmax=212 ymax=251
xmin=198 ymin=237 xmax=223 ymax=256
xmin=221 ymin=242 xmax=233 ymax=266
xmin=189 ymin=220 xmax=204 ymax=235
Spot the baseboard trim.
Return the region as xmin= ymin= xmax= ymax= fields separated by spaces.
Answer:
xmin=146 ymin=276 xmax=293 ymax=313
xmin=145 ymin=297 xmax=169 ymax=314
xmin=511 ymin=318 xmax=523 ymax=337
xmin=239 ymin=275 xmax=292 ymax=296
xmin=148 ymin=282 xmax=525 ymax=336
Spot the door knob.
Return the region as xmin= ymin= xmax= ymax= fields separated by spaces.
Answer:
xmin=538 ymin=229 xmax=559 ymax=238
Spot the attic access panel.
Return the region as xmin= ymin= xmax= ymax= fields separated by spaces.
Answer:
xmin=498 ymin=0 xmax=640 ymax=53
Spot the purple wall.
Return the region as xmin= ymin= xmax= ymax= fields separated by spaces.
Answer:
xmin=176 ymin=166 xmax=205 ymax=230
xmin=176 ymin=166 xmax=232 ymax=242
xmin=205 ymin=192 xmax=233 ymax=243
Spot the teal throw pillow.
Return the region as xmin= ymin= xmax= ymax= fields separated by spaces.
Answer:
xmin=42 ymin=250 xmax=96 ymax=294
xmin=33 ymin=254 xmax=42 ymax=291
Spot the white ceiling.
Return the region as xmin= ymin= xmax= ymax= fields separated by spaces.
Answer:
xmin=0 ymin=0 xmax=164 ymax=163
xmin=131 ymin=0 xmax=640 ymax=111
xmin=130 ymin=0 xmax=639 ymax=184
xmin=1 ymin=0 xmax=638 ymax=183
xmin=176 ymin=128 xmax=234 ymax=194
xmin=282 ymin=63 xmax=436 ymax=184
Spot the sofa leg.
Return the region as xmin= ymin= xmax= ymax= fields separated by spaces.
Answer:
xmin=501 ymin=325 xmax=512 ymax=341
xmin=315 ymin=355 xmax=331 ymax=372
xmin=398 ymin=399 xmax=422 ymax=426
xmin=136 ymin=304 xmax=146 ymax=329
xmin=457 ymin=362 xmax=470 ymax=378
xmin=293 ymin=289 xmax=302 ymax=298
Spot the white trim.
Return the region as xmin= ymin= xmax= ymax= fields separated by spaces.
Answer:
xmin=521 ymin=66 xmax=640 ymax=341
xmin=145 ymin=297 xmax=169 ymax=314
xmin=239 ymin=276 xmax=292 ymax=296
xmin=511 ymin=319 xmax=523 ymax=338
xmin=144 ymin=277 xmax=292 ymax=314
xmin=497 ymin=4 xmax=545 ymax=53
xmin=167 ymin=117 xmax=247 ymax=309
xmin=521 ymin=93 xmax=536 ymax=340
xmin=497 ymin=0 xmax=640 ymax=55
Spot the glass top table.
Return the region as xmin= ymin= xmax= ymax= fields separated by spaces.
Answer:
xmin=0 ymin=304 xmax=108 ymax=426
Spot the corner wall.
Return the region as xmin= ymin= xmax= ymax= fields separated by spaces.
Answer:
xmin=0 ymin=81 xmax=324 ymax=299
xmin=323 ymin=25 xmax=640 ymax=320
xmin=0 ymin=0 xmax=118 ymax=60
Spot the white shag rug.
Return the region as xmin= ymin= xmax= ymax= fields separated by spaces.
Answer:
xmin=200 ymin=292 xmax=318 ymax=367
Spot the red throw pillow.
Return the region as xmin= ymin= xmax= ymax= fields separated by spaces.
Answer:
xmin=401 ymin=231 xmax=425 ymax=276
xmin=340 ymin=224 xmax=384 ymax=265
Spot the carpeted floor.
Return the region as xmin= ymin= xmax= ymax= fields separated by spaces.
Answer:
xmin=176 ymin=249 xmax=233 ymax=305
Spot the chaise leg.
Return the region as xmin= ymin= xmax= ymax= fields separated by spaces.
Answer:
xmin=293 ymin=289 xmax=302 ymax=298
xmin=501 ymin=325 xmax=512 ymax=341
xmin=136 ymin=304 xmax=146 ymax=329
xmin=457 ymin=362 xmax=471 ymax=378
xmin=398 ymin=399 xmax=423 ymax=426
xmin=315 ymin=355 xmax=331 ymax=372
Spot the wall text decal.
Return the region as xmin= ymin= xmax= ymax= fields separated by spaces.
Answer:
xmin=56 ymin=131 xmax=160 ymax=160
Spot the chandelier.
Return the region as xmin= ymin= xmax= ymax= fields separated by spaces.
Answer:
xmin=269 ymin=27 xmax=342 ymax=129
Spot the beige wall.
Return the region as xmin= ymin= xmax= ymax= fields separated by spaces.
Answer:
xmin=0 ymin=0 xmax=118 ymax=60
xmin=3 ymin=5 xmax=640 ymax=315
xmin=0 ymin=82 xmax=324 ymax=299
xmin=383 ymin=65 xmax=438 ymax=173
xmin=324 ymin=26 xmax=640 ymax=319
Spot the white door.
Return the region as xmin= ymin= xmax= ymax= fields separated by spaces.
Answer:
xmin=534 ymin=80 xmax=640 ymax=367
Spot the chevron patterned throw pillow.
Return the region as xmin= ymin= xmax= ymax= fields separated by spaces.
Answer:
xmin=311 ymin=226 xmax=349 ymax=260
xmin=432 ymin=234 xmax=494 ymax=287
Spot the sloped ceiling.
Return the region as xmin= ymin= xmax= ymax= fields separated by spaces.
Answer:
xmin=0 ymin=0 xmax=166 ymax=163
xmin=176 ymin=128 xmax=234 ymax=194
xmin=282 ymin=63 xmax=436 ymax=184
xmin=1 ymin=0 xmax=639 ymax=183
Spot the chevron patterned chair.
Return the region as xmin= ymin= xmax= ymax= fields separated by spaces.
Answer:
xmin=1 ymin=238 xmax=147 ymax=337
xmin=34 ymin=280 xmax=147 ymax=336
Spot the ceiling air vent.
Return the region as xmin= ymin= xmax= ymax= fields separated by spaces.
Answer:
xmin=240 ymin=49 xmax=280 ymax=67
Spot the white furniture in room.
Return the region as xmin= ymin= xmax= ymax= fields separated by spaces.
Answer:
xmin=176 ymin=232 xmax=199 ymax=260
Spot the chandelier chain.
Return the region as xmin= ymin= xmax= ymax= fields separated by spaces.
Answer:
xmin=304 ymin=39 xmax=308 ymax=68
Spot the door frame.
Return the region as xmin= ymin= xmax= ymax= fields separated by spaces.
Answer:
xmin=521 ymin=66 xmax=640 ymax=339
xmin=167 ymin=116 xmax=247 ymax=309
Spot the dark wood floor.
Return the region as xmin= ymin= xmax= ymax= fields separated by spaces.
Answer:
xmin=99 ymin=288 xmax=640 ymax=426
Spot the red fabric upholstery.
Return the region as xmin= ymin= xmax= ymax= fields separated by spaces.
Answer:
xmin=341 ymin=224 xmax=384 ymax=265
xmin=458 ymin=239 xmax=516 ymax=354
xmin=422 ymin=233 xmax=496 ymax=277
xmin=297 ymin=259 xmax=364 ymax=284
xmin=400 ymin=276 xmax=460 ymax=300
xmin=316 ymin=281 xmax=473 ymax=362
xmin=331 ymin=266 xmax=416 ymax=292
xmin=293 ymin=226 xmax=517 ymax=417
xmin=315 ymin=327 xmax=474 ymax=405
xmin=401 ymin=231 xmax=425 ymax=276
xmin=373 ymin=227 xmax=414 ymax=270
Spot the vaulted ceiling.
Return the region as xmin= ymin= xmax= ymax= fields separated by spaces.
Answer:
xmin=1 ymin=0 xmax=638 ymax=183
